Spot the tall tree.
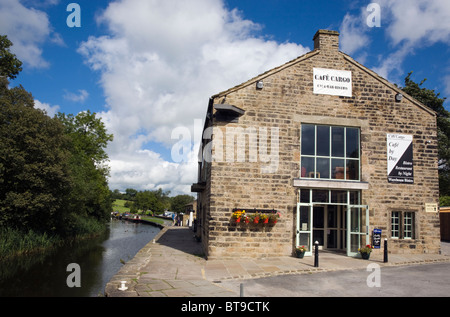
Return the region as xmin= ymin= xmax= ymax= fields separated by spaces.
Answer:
xmin=401 ymin=72 xmax=450 ymax=198
xmin=0 ymin=77 xmax=71 ymax=232
xmin=57 ymin=111 xmax=113 ymax=225
xmin=0 ymin=35 xmax=114 ymax=239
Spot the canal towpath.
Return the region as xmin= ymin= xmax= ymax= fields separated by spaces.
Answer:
xmin=105 ymin=226 xmax=450 ymax=297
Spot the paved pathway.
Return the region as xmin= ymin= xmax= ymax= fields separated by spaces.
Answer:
xmin=105 ymin=226 xmax=450 ymax=297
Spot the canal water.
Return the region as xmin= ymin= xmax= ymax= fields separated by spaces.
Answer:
xmin=0 ymin=219 xmax=160 ymax=297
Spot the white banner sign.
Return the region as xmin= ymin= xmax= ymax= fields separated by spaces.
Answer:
xmin=313 ymin=68 xmax=352 ymax=97
xmin=387 ymin=134 xmax=414 ymax=184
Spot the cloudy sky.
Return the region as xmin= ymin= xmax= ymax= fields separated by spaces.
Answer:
xmin=1 ymin=0 xmax=450 ymax=195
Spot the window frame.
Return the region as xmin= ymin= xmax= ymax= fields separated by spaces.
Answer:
xmin=300 ymin=124 xmax=361 ymax=181
xmin=391 ymin=211 xmax=415 ymax=239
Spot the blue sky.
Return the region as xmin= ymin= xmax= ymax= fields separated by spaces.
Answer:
xmin=1 ymin=0 xmax=450 ymax=195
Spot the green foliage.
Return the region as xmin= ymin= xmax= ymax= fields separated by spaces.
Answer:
xmin=0 ymin=35 xmax=113 ymax=255
xmin=401 ymin=72 xmax=450 ymax=197
xmin=0 ymin=78 xmax=71 ymax=233
xmin=111 ymin=189 xmax=195 ymax=214
xmin=170 ymin=194 xmax=195 ymax=213
xmin=135 ymin=189 xmax=170 ymax=214
xmin=440 ymin=196 xmax=450 ymax=207
xmin=61 ymin=213 xmax=108 ymax=238
xmin=113 ymin=199 xmax=131 ymax=213
xmin=0 ymin=35 xmax=22 ymax=80
xmin=0 ymin=227 xmax=60 ymax=260
xmin=56 ymin=111 xmax=114 ymax=227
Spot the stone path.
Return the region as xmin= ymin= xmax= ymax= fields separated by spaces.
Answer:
xmin=105 ymin=226 xmax=450 ymax=297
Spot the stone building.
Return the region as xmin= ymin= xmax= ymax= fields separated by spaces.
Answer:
xmin=191 ymin=30 xmax=441 ymax=259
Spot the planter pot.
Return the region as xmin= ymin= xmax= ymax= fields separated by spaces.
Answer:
xmin=360 ymin=252 xmax=370 ymax=260
xmin=295 ymin=250 xmax=305 ymax=259
xmin=262 ymin=219 xmax=269 ymax=224
xmin=235 ymin=218 xmax=241 ymax=223
xmin=253 ymin=217 xmax=259 ymax=224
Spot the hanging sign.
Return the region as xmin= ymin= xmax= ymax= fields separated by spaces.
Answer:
xmin=313 ymin=68 xmax=352 ymax=97
xmin=387 ymin=134 xmax=414 ymax=184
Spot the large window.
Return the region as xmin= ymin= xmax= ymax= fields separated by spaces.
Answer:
xmin=301 ymin=124 xmax=360 ymax=180
xmin=391 ymin=211 xmax=415 ymax=239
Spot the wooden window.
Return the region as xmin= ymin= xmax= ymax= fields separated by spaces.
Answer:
xmin=391 ymin=211 xmax=415 ymax=239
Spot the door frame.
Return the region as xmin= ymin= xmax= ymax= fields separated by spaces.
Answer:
xmin=296 ymin=202 xmax=313 ymax=256
xmin=296 ymin=190 xmax=369 ymax=257
xmin=347 ymin=204 xmax=370 ymax=257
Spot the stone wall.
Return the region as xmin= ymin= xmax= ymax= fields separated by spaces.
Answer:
xmin=198 ymin=30 xmax=440 ymax=259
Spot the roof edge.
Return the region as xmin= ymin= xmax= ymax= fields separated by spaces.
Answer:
xmin=342 ymin=53 xmax=437 ymax=116
xmin=211 ymin=50 xmax=320 ymax=99
xmin=210 ymin=47 xmax=436 ymax=117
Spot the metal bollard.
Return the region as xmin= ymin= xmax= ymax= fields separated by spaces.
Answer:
xmin=314 ymin=241 xmax=319 ymax=267
xmin=240 ymin=283 xmax=244 ymax=297
xmin=384 ymin=238 xmax=388 ymax=263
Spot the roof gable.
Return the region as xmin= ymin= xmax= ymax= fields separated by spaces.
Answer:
xmin=211 ymin=30 xmax=436 ymax=117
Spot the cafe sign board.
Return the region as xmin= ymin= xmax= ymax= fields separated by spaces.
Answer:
xmin=372 ymin=229 xmax=382 ymax=249
xmin=313 ymin=68 xmax=352 ymax=97
xmin=387 ymin=134 xmax=414 ymax=184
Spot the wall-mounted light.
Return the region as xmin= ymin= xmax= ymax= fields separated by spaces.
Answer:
xmin=256 ymin=80 xmax=263 ymax=89
xmin=395 ymin=93 xmax=403 ymax=102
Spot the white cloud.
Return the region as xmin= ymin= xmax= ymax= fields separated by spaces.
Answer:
xmin=340 ymin=1 xmax=450 ymax=83
xmin=63 ymin=89 xmax=89 ymax=103
xmin=0 ymin=0 xmax=61 ymax=68
xmin=79 ymin=0 xmax=309 ymax=193
xmin=378 ymin=0 xmax=450 ymax=47
xmin=34 ymin=99 xmax=60 ymax=117
xmin=339 ymin=12 xmax=370 ymax=56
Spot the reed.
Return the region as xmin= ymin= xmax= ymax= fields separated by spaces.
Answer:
xmin=0 ymin=227 xmax=60 ymax=260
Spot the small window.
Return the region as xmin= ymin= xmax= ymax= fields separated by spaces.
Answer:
xmin=391 ymin=211 xmax=400 ymax=238
xmin=391 ymin=211 xmax=415 ymax=239
xmin=404 ymin=212 xmax=414 ymax=239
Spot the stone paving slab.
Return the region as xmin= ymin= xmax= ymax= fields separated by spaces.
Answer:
xmin=105 ymin=226 xmax=450 ymax=297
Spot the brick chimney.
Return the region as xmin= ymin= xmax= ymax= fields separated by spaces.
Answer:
xmin=313 ymin=29 xmax=340 ymax=52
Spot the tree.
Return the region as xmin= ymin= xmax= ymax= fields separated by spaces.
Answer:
xmin=401 ymin=72 xmax=450 ymax=198
xmin=134 ymin=189 xmax=170 ymax=214
xmin=0 ymin=77 xmax=71 ymax=232
xmin=124 ymin=188 xmax=138 ymax=201
xmin=0 ymin=35 xmax=22 ymax=80
xmin=0 ymin=35 xmax=114 ymax=241
xmin=170 ymin=195 xmax=195 ymax=213
xmin=56 ymin=111 xmax=113 ymax=225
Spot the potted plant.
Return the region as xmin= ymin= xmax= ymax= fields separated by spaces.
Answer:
xmin=358 ymin=244 xmax=373 ymax=259
xmin=242 ymin=214 xmax=250 ymax=223
xmin=295 ymin=246 xmax=307 ymax=258
xmin=250 ymin=213 xmax=260 ymax=224
xmin=259 ymin=213 xmax=269 ymax=224
xmin=231 ymin=210 xmax=245 ymax=223
xmin=269 ymin=212 xmax=280 ymax=224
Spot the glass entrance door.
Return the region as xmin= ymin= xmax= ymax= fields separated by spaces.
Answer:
xmin=312 ymin=205 xmax=342 ymax=250
xmin=296 ymin=198 xmax=369 ymax=257
xmin=347 ymin=205 xmax=369 ymax=256
xmin=296 ymin=203 xmax=312 ymax=256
